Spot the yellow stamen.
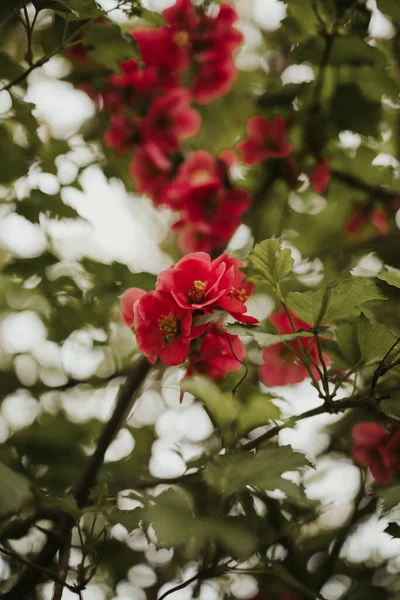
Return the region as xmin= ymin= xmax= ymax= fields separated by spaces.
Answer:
xmin=158 ymin=313 xmax=178 ymax=339
xmin=188 ymin=280 xmax=207 ymax=303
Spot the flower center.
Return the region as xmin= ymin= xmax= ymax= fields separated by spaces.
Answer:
xmin=187 ymin=280 xmax=207 ymax=303
xmin=191 ymin=169 xmax=210 ymax=184
xmin=229 ymin=286 xmax=249 ymax=303
xmin=173 ymin=30 xmax=190 ymax=46
xmin=278 ymin=345 xmax=297 ymax=363
xmin=158 ymin=313 xmax=178 ymax=340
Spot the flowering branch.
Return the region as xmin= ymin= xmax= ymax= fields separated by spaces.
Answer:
xmin=332 ymin=169 xmax=400 ymax=200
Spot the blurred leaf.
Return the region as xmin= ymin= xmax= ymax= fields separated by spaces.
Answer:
xmin=287 ymin=278 xmax=385 ymax=325
xmin=0 ymin=127 xmax=30 ymax=183
xmin=32 ymin=0 xmax=74 ymax=12
xmin=376 ymin=0 xmax=400 ymax=21
xmin=16 ymin=191 xmax=79 ymax=222
xmin=36 ymin=491 xmax=81 ymax=519
xmin=293 ymin=36 xmax=383 ymax=66
xmin=236 ymin=389 xmax=280 ymax=437
xmin=330 ymin=84 xmax=381 ymax=136
xmin=378 ymin=267 xmax=400 ymax=289
xmin=203 ymin=445 xmax=311 ymax=497
xmin=357 ymin=315 xmax=397 ymax=361
xmin=245 ymin=238 xmax=294 ymax=290
xmin=0 ymin=0 xmax=21 ymax=24
xmin=83 ymin=22 xmax=139 ymax=71
xmin=385 ymin=522 xmax=400 ymax=538
xmin=144 ymin=488 xmax=257 ymax=556
xmin=60 ymin=0 xmax=103 ymax=19
xmin=0 ymin=53 xmax=24 ymax=80
xmin=3 ymin=252 xmax=59 ymax=277
xmin=0 ymin=462 xmax=33 ymax=517
xmin=258 ymin=82 xmax=307 ymax=108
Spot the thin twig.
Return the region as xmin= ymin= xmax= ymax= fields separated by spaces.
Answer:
xmin=52 ymin=525 xmax=72 ymax=600
xmin=158 ymin=573 xmax=201 ymax=600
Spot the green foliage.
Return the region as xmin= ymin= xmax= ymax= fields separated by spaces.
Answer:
xmin=376 ymin=486 xmax=400 ymax=515
xmin=357 ymin=316 xmax=397 ymax=362
xmin=245 ymin=238 xmax=294 ymax=292
xmin=286 ymin=278 xmax=385 ymax=325
xmin=83 ymin=22 xmax=139 ymax=71
xmin=376 ymin=0 xmax=400 ymax=21
xmin=0 ymin=462 xmax=34 ymax=517
xmin=203 ymin=445 xmax=311 ymax=497
xmin=144 ymin=488 xmax=257 ymax=556
xmin=378 ymin=266 xmax=400 ymax=289
xmin=226 ymin=323 xmax=316 ymax=347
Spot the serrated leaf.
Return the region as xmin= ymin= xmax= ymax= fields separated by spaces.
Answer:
xmin=377 ymin=486 xmax=400 ymax=515
xmin=36 ymin=491 xmax=81 ymax=520
xmin=287 ymin=278 xmax=385 ymax=325
xmin=357 ymin=315 xmax=397 ymax=362
xmin=61 ymin=0 xmax=103 ymax=19
xmin=378 ymin=267 xmax=400 ymax=289
xmin=0 ymin=462 xmax=34 ymax=517
xmin=83 ymin=22 xmax=139 ymax=71
xmin=32 ymin=0 xmax=73 ymax=12
xmin=203 ymin=445 xmax=310 ymax=497
xmin=246 ymin=239 xmax=294 ymax=290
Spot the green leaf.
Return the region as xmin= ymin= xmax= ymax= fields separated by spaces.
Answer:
xmin=376 ymin=0 xmax=400 ymax=21
xmin=245 ymin=238 xmax=294 ymax=290
xmin=0 ymin=127 xmax=30 ymax=183
xmin=181 ymin=376 xmax=240 ymax=436
xmin=236 ymin=387 xmax=280 ymax=437
xmin=60 ymin=0 xmax=103 ymax=19
xmin=36 ymin=491 xmax=81 ymax=520
xmin=293 ymin=36 xmax=383 ymax=66
xmin=203 ymin=445 xmax=311 ymax=497
xmin=144 ymin=489 xmax=257 ymax=557
xmin=0 ymin=462 xmax=34 ymax=517
xmin=357 ymin=315 xmax=397 ymax=362
xmin=385 ymin=522 xmax=400 ymax=538
xmin=225 ymin=323 xmax=315 ymax=348
xmin=32 ymin=0 xmax=74 ymax=12
xmin=286 ymin=278 xmax=385 ymax=325
xmin=377 ymin=485 xmax=400 ymax=515
xmin=83 ymin=22 xmax=139 ymax=71
xmin=330 ymin=84 xmax=381 ymax=137
xmin=378 ymin=266 xmax=400 ymax=289
xmin=0 ymin=52 xmax=24 ymax=80
xmin=16 ymin=191 xmax=79 ymax=222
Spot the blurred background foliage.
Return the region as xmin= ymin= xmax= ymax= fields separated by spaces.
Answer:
xmin=2 ymin=0 xmax=400 ymax=599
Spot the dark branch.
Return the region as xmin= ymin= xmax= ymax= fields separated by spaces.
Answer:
xmin=3 ymin=357 xmax=152 ymax=600
xmin=332 ymin=169 xmax=400 ymax=200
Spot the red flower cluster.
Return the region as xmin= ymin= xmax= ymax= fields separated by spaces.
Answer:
xmin=92 ymin=0 xmax=250 ymax=254
xmin=352 ymin=422 xmax=400 ymax=484
xmin=121 ymin=252 xmax=256 ymax=370
xmin=259 ymin=308 xmax=324 ymax=386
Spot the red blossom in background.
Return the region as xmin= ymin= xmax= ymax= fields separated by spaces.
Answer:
xmin=187 ymin=323 xmax=245 ymax=380
xmin=238 ymin=116 xmax=293 ymax=166
xmin=344 ymin=204 xmax=390 ymax=238
xmin=309 ymin=158 xmax=330 ymax=195
xmin=352 ymin=422 xmax=400 ymax=484
xmin=259 ymin=308 xmax=323 ymax=386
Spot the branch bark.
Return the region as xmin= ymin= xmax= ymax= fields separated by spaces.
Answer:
xmin=3 ymin=357 xmax=152 ymax=600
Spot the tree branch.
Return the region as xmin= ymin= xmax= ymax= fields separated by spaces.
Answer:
xmin=3 ymin=357 xmax=152 ymax=600
xmin=332 ymin=169 xmax=400 ymax=200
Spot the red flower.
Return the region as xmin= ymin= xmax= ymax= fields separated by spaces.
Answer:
xmin=259 ymin=308 xmax=322 ymax=386
xmin=192 ymin=58 xmax=238 ymax=104
xmin=120 ymin=287 xmax=147 ymax=327
xmin=187 ymin=323 xmax=245 ymax=380
xmin=130 ymin=147 xmax=172 ymax=203
xmin=156 ymin=251 xmax=256 ymax=323
xmin=163 ymin=0 xmax=197 ymax=31
xmin=156 ymin=251 xmax=235 ymax=310
xmin=351 ymin=422 xmax=400 ymax=484
xmin=371 ymin=207 xmax=389 ymax=234
xmin=344 ymin=205 xmax=367 ymax=237
xmin=132 ymin=26 xmax=190 ymax=73
xmin=238 ymin=116 xmax=293 ymax=166
xmin=131 ymin=290 xmax=205 ymax=366
xmin=104 ymin=114 xmax=138 ymax=154
xmin=140 ymin=88 xmax=201 ymax=156
xmin=309 ymin=158 xmax=330 ymax=195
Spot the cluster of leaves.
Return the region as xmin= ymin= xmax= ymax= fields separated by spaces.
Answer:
xmin=2 ymin=1 xmax=400 ymax=600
